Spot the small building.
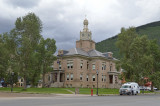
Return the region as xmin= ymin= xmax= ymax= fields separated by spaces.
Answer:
xmin=44 ymin=18 xmax=121 ymax=88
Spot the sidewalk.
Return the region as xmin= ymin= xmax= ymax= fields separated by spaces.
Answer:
xmin=0 ymin=91 xmax=159 ymax=98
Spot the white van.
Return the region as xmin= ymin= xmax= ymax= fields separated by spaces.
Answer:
xmin=119 ymin=82 xmax=140 ymax=95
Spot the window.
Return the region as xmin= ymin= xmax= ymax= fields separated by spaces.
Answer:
xmin=110 ymin=66 xmax=112 ymax=71
xmin=92 ymin=64 xmax=95 ymax=70
xmin=71 ymin=73 xmax=73 ymax=80
xmin=70 ymin=62 xmax=73 ymax=68
xmin=102 ymin=62 xmax=106 ymax=70
xmin=21 ymin=79 xmax=23 ymax=82
xmin=86 ymin=75 xmax=89 ymax=81
xmin=87 ymin=61 xmax=89 ymax=69
xmin=92 ymin=75 xmax=95 ymax=81
xmin=104 ymin=75 xmax=106 ymax=82
xmin=80 ymin=63 xmax=83 ymax=69
xmin=109 ymin=75 xmax=113 ymax=84
xmin=80 ymin=60 xmax=83 ymax=69
xmin=67 ymin=60 xmax=73 ymax=69
xmin=59 ymin=64 xmax=61 ymax=70
xmin=102 ymin=75 xmax=106 ymax=82
xmin=102 ymin=75 xmax=103 ymax=82
xmin=80 ymin=74 xmax=83 ymax=81
xmin=67 ymin=63 xmax=70 ymax=69
xmin=104 ymin=65 xmax=106 ymax=70
xmin=67 ymin=74 xmax=69 ymax=81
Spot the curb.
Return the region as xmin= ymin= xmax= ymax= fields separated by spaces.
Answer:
xmin=98 ymin=94 xmax=119 ymax=96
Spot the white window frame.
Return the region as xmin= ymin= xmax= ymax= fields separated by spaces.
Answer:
xmin=80 ymin=74 xmax=83 ymax=81
xmin=67 ymin=74 xmax=69 ymax=81
xmin=86 ymin=75 xmax=89 ymax=81
xmin=70 ymin=73 xmax=73 ymax=80
xmin=92 ymin=64 xmax=95 ymax=70
xmin=92 ymin=75 xmax=95 ymax=81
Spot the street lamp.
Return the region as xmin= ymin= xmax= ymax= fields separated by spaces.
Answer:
xmin=142 ymin=77 xmax=144 ymax=94
xmin=96 ymin=70 xmax=99 ymax=96
xmin=11 ymin=72 xmax=14 ymax=92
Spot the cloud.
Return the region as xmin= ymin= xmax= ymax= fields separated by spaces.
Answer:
xmin=0 ymin=0 xmax=160 ymax=51
xmin=4 ymin=0 xmax=41 ymax=8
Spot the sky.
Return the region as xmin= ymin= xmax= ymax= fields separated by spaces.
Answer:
xmin=0 ymin=0 xmax=160 ymax=51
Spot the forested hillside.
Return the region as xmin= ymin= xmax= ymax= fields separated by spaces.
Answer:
xmin=96 ymin=21 xmax=160 ymax=59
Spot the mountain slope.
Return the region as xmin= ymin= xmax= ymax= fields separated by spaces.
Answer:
xmin=96 ymin=21 xmax=160 ymax=59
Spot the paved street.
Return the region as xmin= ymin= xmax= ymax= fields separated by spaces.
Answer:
xmin=0 ymin=94 xmax=160 ymax=106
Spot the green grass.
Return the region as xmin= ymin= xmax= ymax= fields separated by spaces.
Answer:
xmin=0 ymin=87 xmax=119 ymax=94
xmin=78 ymin=88 xmax=119 ymax=94
xmin=140 ymin=90 xmax=153 ymax=94
xmin=0 ymin=87 xmax=73 ymax=94
xmin=0 ymin=87 xmax=154 ymax=94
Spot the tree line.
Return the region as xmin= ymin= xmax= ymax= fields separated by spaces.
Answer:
xmin=0 ymin=13 xmax=57 ymax=89
xmin=116 ymin=27 xmax=160 ymax=91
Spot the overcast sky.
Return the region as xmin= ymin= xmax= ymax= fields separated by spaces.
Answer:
xmin=0 ymin=0 xmax=160 ymax=51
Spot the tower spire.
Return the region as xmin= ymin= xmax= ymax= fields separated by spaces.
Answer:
xmin=83 ymin=17 xmax=88 ymax=31
xmin=80 ymin=18 xmax=92 ymax=40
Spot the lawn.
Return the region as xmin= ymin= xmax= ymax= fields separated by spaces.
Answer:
xmin=77 ymin=88 xmax=119 ymax=94
xmin=0 ymin=87 xmax=119 ymax=94
xmin=0 ymin=87 xmax=153 ymax=94
xmin=0 ymin=87 xmax=74 ymax=94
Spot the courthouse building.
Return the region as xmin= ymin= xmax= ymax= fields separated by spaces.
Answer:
xmin=44 ymin=18 xmax=121 ymax=88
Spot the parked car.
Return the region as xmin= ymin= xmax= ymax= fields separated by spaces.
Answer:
xmin=154 ymin=87 xmax=158 ymax=91
xmin=119 ymin=82 xmax=140 ymax=95
xmin=140 ymin=86 xmax=158 ymax=91
xmin=139 ymin=86 xmax=147 ymax=90
xmin=0 ymin=83 xmax=2 ymax=88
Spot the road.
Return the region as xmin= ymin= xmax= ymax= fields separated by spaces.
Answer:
xmin=0 ymin=94 xmax=160 ymax=106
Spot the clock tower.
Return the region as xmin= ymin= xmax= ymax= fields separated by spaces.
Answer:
xmin=76 ymin=18 xmax=95 ymax=52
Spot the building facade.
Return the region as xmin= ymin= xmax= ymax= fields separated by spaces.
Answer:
xmin=44 ymin=18 xmax=121 ymax=88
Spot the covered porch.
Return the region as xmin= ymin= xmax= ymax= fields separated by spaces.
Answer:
xmin=108 ymin=71 xmax=121 ymax=88
xmin=49 ymin=69 xmax=65 ymax=87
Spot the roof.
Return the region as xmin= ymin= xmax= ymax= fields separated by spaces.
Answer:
xmin=62 ymin=48 xmax=114 ymax=59
xmin=65 ymin=48 xmax=89 ymax=56
xmin=88 ymin=49 xmax=105 ymax=57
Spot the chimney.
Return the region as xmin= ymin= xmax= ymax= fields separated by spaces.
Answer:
xmin=107 ymin=52 xmax=113 ymax=58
